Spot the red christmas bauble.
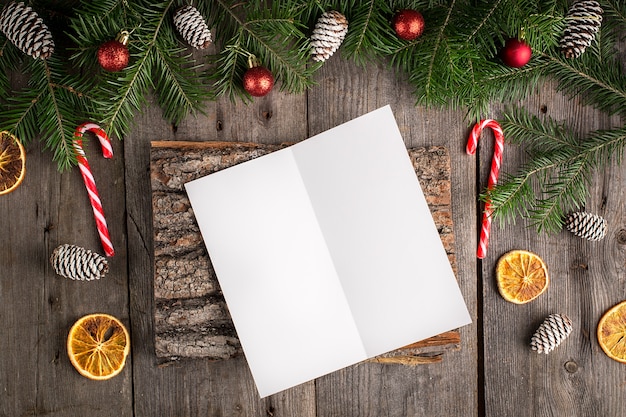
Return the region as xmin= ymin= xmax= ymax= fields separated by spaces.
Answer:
xmin=97 ymin=40 xmax=130 ymax=72
xmin=392 ymin=9 xmax=425 ymax=41
xmin=243 ymin=66 xmax=274 ymax=97
xmin=501 ymin=38 xmax=532 ymax=68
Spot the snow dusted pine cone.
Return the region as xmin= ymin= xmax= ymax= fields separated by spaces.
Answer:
xmin=310 ymin=11 xmax=348 ymax=62
xmin=0 ymin=1 xmax=54 ymax=59
xmin=560 ymin=0 xmax=603 ymax=59
xmin=565 ymin=211 xmax=607 ymax=241
xmin=173 ymin=5 xmax=212 ymax=49
xmin=530 ymin=313 xmax=573 ymax=354
xmin=50 ymin=244 xmax=109 ymax=281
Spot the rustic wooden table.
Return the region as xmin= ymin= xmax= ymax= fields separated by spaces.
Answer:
xmin=1 ymin=53 xmax=625 ymax=416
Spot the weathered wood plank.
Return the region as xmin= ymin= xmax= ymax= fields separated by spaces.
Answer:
xmin=0 ymin=132 xmax=132 ymax=416
xmin=308 ymin=55 xmax=477 ymax=417
xmin=127 ymin=91 xmax=318 ymax=416
xmin=482 ymin=82 xmax=626 ymax=416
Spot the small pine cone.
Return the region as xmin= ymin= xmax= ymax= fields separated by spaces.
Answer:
xmin=531 ymin=313 xmax=573 ymax=354
xmin=0 ymin=2 xmax=54 ymax=59
xmin=310 ymin=11 xmax=348 ymax=62
xmin=50 ymin=244 xmax=109 ymax=281
xmin=173 ymin=5 xmax=212 ymax=49
xmin=565 ymin=211 xmax=607 ymax=241
xmin=560 ymin=0 xmax=603 ymax=59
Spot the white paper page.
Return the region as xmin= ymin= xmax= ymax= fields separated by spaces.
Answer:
xmin=184 ymin=150 xmax=366 ymax=398
xmin=292 ymin=106 xmax=471 ymax=356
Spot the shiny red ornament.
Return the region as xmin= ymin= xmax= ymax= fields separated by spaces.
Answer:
xmin=392 ymin=9 xmax=425 ymax=41
xmin=97 ymin=31 xmax=130 ymax=72
xmin=501 ymin=38 xmax=532 ymax=68
xmin=243 ymin=61 xmax=274 ymax=97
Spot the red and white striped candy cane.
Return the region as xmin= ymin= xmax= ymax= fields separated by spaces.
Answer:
xmin=74 ymin=122 xmax=114 ymax=257
xmin=466 ymin=119 xmax=505 ymax=259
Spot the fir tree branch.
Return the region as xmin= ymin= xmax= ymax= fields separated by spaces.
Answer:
xmin=341 ymin=0 xmax=393 ymax=65
xmin=207 ymin=0 xmax=317 ymax=99
xmin=542 ymin=50 xmax=626 ymax=116
xmin=489 ymin=109 xmax=626 ymax=232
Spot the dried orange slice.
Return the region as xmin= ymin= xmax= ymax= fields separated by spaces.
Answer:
xmin=597 ymin=301 xmax=626 ymax=363
xmin=496 ymin=250 xmax=549 ymax=304
xmin=0 ymin=131 xmax=26 ymax=195
xmin=67 ymin=313 xmax=130 ymax=380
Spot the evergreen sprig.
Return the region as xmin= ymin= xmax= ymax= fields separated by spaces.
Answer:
xmin=0 ymin=0 xmax=623 ymax=236
xmin=492 ymin=108 xmax=626 ymax=233
xmin=0 ymin=53 xmax=92 ymax=170
xmin=69 ymin=0 xmax=211 ymax=141
xmin=205 ymin=0 xmax=318 ymax=100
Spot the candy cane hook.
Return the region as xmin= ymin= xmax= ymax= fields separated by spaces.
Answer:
xmin=466 ymin=119 xmax=505 ymax=259
xmin=73 ymin=123 xmax=115 ymax=257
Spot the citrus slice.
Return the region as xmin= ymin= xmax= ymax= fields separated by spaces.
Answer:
xmin=67 ymin=313 xmax=130 ymax=380
xmin=597 ymin=301 xmax=626 ymax=363
xmin=0 ymin=131 xmax=26 ymax=195
xmin=496 ymin=250 xmax=549 ymax=304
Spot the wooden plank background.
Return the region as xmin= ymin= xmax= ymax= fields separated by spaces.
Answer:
xmin=1 ymin=34 xmax=625 ymax=417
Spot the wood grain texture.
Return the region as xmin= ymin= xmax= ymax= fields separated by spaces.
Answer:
xmin=308 ymin=55 xmax=478 ymax=417
xmin=7 ymin=19 xmax=625 ymax=417
xmin=0 ymin=130 xmax=132 ymax=416
xmin=481 ymin=81 xmax=626 ymax=417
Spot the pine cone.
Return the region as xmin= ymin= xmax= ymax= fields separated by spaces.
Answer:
xmin=310 ymin=11 xmax=348 ymax=62
xmin=530 ymin=313 xmax=573 ymax=354
xmin=560 ymin=0 xmax=603 ymax=59
xmin=0 ymin=2 xmax=54 ymax=59
xmin=173 ymin=5 xmax=212 ymax=49
xmin=50 ymin=244 xmax=109 ymax=281
xmin=565 ymin=211 xmax=607 ymax=241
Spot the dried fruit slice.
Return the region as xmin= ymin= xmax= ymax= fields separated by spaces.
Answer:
xmin=0 ymin=131 xmax=26 ymax=195
xmin=597 ymin=301 xmax=626 ymax=363
xmin=67 ymin=313 xmax=130 ymax=380
xmin=496 ymin=250 xmax=549 ymax=304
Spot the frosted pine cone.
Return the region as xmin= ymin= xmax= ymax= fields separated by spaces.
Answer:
xmin=565 ymin=211 xmax=607 ymax=241
xmin=173 ymin=5 xmax=212 ymax=49
xmin=310 ymin=11 xmax=348 ymax=62
xmin=560 ymin=0 xmax=603 ymax=59
xmin=0 ymin=2 xmax=54 ymax=59
xmin=50 ymin=244 xmax=109 ymax=281
xmin=530 ymin=314 xmax=573 ymax=354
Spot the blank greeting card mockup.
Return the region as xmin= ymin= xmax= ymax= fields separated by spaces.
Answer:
xmin=185 ymin=106 xmax=471 ymax=397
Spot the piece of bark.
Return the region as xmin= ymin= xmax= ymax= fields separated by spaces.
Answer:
xmin=151 ymin=142 xmax=460 ymax=362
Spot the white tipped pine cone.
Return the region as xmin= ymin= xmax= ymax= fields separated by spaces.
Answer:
xmin=565 ymin=211 xmax=607 ymax=241
xmin=0 ymin=2 xmax=54 ymax=59
xmin=310 ymin=11 xmax=348 ymax=62
xmin=173 ymin=5 xmax=212 ymax=49
xmin=560 ymin=0 xmax=603 ymax=59
xmin=50 ymin=244 xmax=109 ymax=281
xmin=530 ymin=313 xmax=573 ymax=354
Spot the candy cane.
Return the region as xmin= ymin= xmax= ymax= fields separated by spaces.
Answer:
xmin=73 ymin=123 xmax=114 ymax=257
xmin=466 ymin=119 xmax=505 ymax=259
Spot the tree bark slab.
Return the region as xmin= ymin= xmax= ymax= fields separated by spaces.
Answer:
xmin=151 ymin=141 xmax=460 ymax=363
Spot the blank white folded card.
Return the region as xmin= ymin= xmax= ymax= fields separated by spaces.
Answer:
xmin=185 ymin=105 xmax=471 ymax=397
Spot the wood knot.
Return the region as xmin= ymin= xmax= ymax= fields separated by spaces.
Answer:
xmin=540 ymin=104 xmax=548 ymax=114
xmin=570 ymin=261 xmax=588 ymax=271
xmin=564 ymin=360 xmax=578 ymax=373
xmin=216 ymin=120 xmax=223 ymax=131
xmin=616 ymin=229 xmax=626 ymax=245
xmin=262 ymin=110 xmax=273 ymax=121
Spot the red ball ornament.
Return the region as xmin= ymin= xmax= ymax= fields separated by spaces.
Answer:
xmin=392 ymin=9 xmax=425 ymax=41
xmin=243 ymin=56 xmax=274 ymax=97
xmin=501 ymin=38 xmax=532 ymax=68
xmin=98 ymin=31 xmax=130 ymax=72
